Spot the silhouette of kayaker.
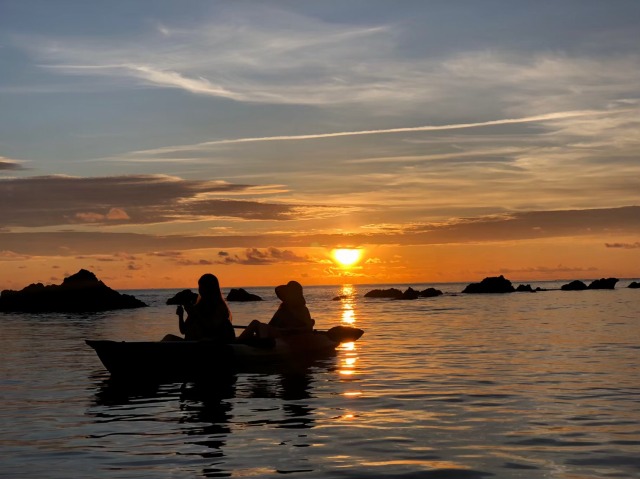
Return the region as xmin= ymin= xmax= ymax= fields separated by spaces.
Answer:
xmin=238 ymin=280 xmax=314 ymax=342
xmin=163 ymin=273 xmax=235 ymax=342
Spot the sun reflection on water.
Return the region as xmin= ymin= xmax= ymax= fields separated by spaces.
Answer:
xmin=334 ymin=284 xmax=363 ymax=401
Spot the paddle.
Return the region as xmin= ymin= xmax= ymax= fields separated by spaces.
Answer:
xmin=232 ymin=324 xmax=364 ymax=343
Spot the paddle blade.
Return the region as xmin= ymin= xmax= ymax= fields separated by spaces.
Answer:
xmin=325 ymin=326 xmax=364 ymax=343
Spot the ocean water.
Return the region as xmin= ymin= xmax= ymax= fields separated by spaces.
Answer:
xmin=1 ymin=280 xmax=639 ymax=479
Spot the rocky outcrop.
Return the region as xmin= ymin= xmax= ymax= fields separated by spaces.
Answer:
xmin=396 ymin=287 xmax=420 ymax=300
xmin=561 ymin=278 xmax=619 ymax=291
xmin=420 ymin=287 xmax=443 ymax=298
xmin=587 ymin=278 xmax=618 ymax=290
xmin=226 ymin=288 xmax=263 ymax=302
xmin=561 ymin=280 xmax=588 ymax=291
xmin=629 ymin=281 xmax=640 ymax=289
xmin=364 ymin=288 xmax=404 ymax=299
xmin=515 ymin=284 xmax=535 ymax=292
xmin=462 ymin=275 xmax=515 ymax=294
xmin=0 ymin=269 xmax=147 ymax=313
xmin=166 ymin=289 xmax=198 ymax=306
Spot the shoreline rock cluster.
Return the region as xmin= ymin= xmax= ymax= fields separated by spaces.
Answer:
xmin=361 ymin=275 xmax=634 ymax=299
xmin=1 ymin=269 xmax=635 ymax=312
xmin=0 ymin=269 xmax=147 ymax=313
xmin=364 ymin=287 xmax=443 ymax=300
xmin=166 ymin=287 xmax=263 ymax=306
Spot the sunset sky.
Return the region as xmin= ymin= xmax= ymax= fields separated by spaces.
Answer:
xmin=1 ymin=0 xmax=639 ymax=289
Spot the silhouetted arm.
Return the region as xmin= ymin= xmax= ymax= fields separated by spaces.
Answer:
xmin=177 ymin=305 xmax=186 ymax=335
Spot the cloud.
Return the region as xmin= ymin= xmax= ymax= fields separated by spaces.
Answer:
xmin=0 ymin=206 xmax=638 ymax=257
xmin=124 ymin=109 xmax=617 ymax=149
xmin=75 ymin=207 xmax=130 ymax=223
xmin=0 ymin=174 xmax=339 ymax=227
xmin=176 ymin=258 xmax=215 ymax=266
xmin=18 ymin=6 xmax=640 ymax=118
xmin=215 ymin=248 xmax=311 ymax=265
xmin=0 ymin=157 xmax=25 ymax=171
xmin=605 ymin=242 xmax=640 ymax=249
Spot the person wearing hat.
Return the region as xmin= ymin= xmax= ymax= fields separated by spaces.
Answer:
xmin=237 ymin=280 xmax=315 ymax=342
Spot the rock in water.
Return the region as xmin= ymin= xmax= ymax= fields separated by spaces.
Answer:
xmin=166 ymin=289 xmax=199 ymax=305
xmin=0 ymin=269 xmax=147 ymax=313
xmin=226 ymin=288 xmax=263 ymax=302
xmin=364 ymin=288 xmax=403 ymax=299
xmin=420 ymin=287 xmax=443 ymax=298
xmin=587 ymin=278 xmax=618 ymax=290
xmin=561 ymin=280 xmax=588 ymax=291
xmin=462 ymin=275 xmax=515 ymax=294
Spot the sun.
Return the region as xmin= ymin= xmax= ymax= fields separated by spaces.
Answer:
xmin=332 ymin=248 xmax=363 ymax=268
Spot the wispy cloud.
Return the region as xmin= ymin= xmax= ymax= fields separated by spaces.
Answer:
xmin=16 ymin=4 xmax=640 ymax=117
xmin=0 ymin=157 xmax=26 ymax=171
xmin=0 ymin=174 xmax=344 ymax=228
xmin=191 ymin=109 xmax=624 ymax=146
xmin=110 ymin=108 xmax=628 ymax=161
xmin=214 ymin=248 xmax=311 ymax=265
xmin=1 ymin=206 xmax=638 ymax=256
xmin=605 ymin=242 xmax=640 ymax=249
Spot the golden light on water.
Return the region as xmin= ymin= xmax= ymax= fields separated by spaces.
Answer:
xmin=343 ymin=391 xmax=362 ymax=397
xmin=331 ymin=248 xmax=363 ymax=267
xmin=341 ymin=306 xmax=355 ymax=325
xmin=344 ymin=357 xmax=357 ymax=366
xmin=338 ymin=341 xmax=356 ymax=351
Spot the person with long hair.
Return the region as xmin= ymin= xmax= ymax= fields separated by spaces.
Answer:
xmin=168 ymin=273 xmax=235 ymax=342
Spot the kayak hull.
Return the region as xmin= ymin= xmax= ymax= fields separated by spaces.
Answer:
xmin=86 ymin=329 xmax=360 ymax=379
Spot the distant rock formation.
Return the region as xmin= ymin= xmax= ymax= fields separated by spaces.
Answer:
xmin=561 ymin=280 xmax=588 ymax=291
xmin=226 ymin=288 xmax=263 ymax=302
xmin=587 ymin=278 xmax=618 ymax=290
xmin=0 ymin=269 xmax=147 ymax=313
xmin=396 ymin=287 xmax=420 ymax=300
xmin=516 ymin=284 xmax=535 ymax=292
xmin=462 ymin=275 xmax=515 ymax=294
xmin=629 ymin=281 xmax=640 ymax=289
xmin=332 ymin=295 xmax=349 ymax=301
xmin=364 ymin=288 xmax=403 ymax=299
xmin=166 ymin=289 xmax=198 ymax=306
xmin=420 ymin=287 xmax=443 ymax=298
xmin=561 ymin=278 xmax=619 ymax=291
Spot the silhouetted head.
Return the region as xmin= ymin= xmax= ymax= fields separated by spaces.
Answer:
xmin=275 ymin=280 xmax=305 ymax=305
xmin=198 ymin=273 xmax=220 ymax=296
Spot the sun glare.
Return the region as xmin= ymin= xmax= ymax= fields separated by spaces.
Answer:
xmin=332 ymin=248 xmax=363 ymax=267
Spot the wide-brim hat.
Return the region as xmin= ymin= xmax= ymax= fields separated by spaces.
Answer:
xmin=275 ymin=280 xmax=304 ymax=303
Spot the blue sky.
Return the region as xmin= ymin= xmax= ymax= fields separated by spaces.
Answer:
xmin=1 ymin=0 xmax=639 ymax=287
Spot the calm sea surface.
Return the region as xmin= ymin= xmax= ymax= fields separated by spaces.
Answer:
xmin=1 ymin=280 xmax=639 ymax=478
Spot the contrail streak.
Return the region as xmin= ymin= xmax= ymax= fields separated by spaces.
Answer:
xmin=197 ymin=109 xmax=614 ymax=146
xmin=115 ymin=108 xmax=626 ymax=160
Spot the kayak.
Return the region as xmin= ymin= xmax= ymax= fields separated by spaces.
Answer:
xmin=86 ymin=326 xmax=363 ymax=379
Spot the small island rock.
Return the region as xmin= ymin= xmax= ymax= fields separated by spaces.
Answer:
xmin=166 ymin=289 xmax=198 ymax=305
xmin=0 ymin=269 xmax=147 ymax=313
xmin=364 ymin=288 xmax=403 ymax=299
xmin=515 ymin=284 xmax=535 ymax=292
xmin=462 ymin=275 xmax=515 ymax=294
xmin=561 ymin=280 xmax=588 ymax=291
xmin=629 ymin=281 xmax=640 ymax=289
xmin=226 ymin=288 xmax=263 ymax=302
xmin=587 ymin=278 xmax=618 ymax=290
xmin=420 ymin=287 xmax=443 ymax=298
xmin=396 ymin=287 xmax=420 ymax=300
